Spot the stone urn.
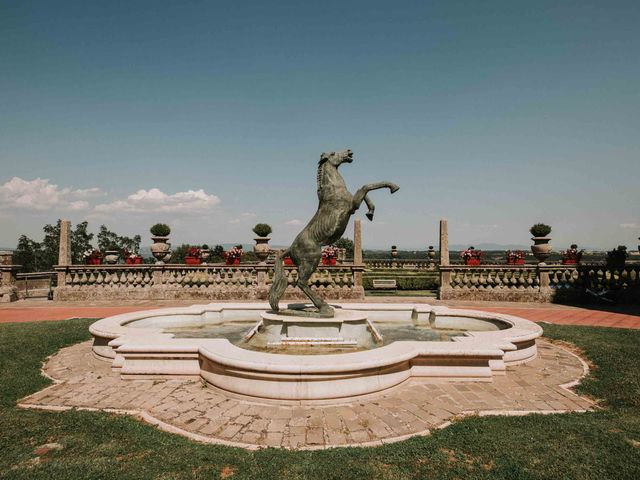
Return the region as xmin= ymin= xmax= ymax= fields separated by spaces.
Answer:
xmin=103 ymin=250 xmax=120 ymax=265
xmin=391 ymin=245 xmax=398 ymax=258
xmin=253 ymin=237 xmax=271 ymax=264
xmin=427 ymin=246 xmax=436 ymax=260
xmin=531 ymin=237 xmax=552 ymax=264
xmin=150 ymin=236 xmax=172 ymax=265
xmin=200 ymin=249 xmax=210 ymax=265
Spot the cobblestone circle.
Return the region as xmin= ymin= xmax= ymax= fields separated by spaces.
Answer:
xmin=19 ymin=340 xmax=595 ymax=450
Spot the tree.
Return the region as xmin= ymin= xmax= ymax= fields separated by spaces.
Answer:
xmin=40 ymin=220 xmax=61 ymax=270
xmin=335 ymin=237 xmax=354 ymax=258
xmin=71 ymin=221 xmax=94 ymax=264
xmin=13 ymin=235 xmax=41 ymax=272
xmin=97 ymin=225 xmax=141 ymax=252
xmin=212 ymin=245 xmax=225 ymax=263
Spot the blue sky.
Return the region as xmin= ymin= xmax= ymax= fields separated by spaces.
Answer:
xmin=1 ymin=0 xmax=639 ymax=249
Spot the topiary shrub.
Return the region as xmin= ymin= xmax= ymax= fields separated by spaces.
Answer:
xmin=150 ymin=223 xmax=171 ymax=237
xmin=252 ymin=223 xmax=272 ymax=238
xmin=530 ymin=223 xmax=551 ymax=237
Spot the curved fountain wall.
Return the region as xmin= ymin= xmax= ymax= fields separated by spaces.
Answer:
xmin=89 ymin=303 xmax=543 ymax=401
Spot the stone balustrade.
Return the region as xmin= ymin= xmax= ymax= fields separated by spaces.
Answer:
xmin=54 ymin=263 xmax=365 ymax=301
xmin=365 ymin=259 xmax=437 ymax=270
xmin=439 ymin=263 xmax=640 ymax=303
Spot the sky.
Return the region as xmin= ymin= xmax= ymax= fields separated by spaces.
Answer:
xmin=1 ymin=0 xmax=639 ymax=250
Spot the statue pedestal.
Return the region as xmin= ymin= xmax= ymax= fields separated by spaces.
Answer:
xmin=257 ymin=309 xmax=381 ymax=348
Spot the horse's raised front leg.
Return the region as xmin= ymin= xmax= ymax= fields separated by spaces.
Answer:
xmin=363 ymin=194 xmax=375 ymax=221
xmin=352 ymin=182 xmax=400 ymax=220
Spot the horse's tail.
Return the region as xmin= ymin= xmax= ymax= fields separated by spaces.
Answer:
xmin=268 ymin=248 xmax=291 ymax=311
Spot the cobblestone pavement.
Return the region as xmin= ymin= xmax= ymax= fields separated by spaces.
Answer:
xmin=18 ymin=340 xmax=595 ymax=450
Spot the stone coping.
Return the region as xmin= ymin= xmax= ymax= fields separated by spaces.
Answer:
xmin=89 ymin=303 xmax=543 ymax=401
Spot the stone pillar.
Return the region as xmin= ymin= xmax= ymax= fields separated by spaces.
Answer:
xmin=353 ymin=219 xmax=362 ymax=264
xmin=438 ymin=219 xmax=451 ymax=299
xmin=439 ymin=219 xmax=449 ymax=266
xmin=353 ymin=219 xmax=363 ymax=288
xmin=56 ymin=220 xmax=72 ymax=290
xmin=538 ymin=265 xmax=552 ymax=301
xmin=0 ymin=251 xmax=13 ymax=266
xmin=0 ymin=251 xmax=19 ymax=302
xmin=58 ymin=220 xmax=72 ymax=266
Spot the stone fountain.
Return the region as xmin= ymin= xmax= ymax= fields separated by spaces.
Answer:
xmin=87 ymin=150 xmax=543 ymax=402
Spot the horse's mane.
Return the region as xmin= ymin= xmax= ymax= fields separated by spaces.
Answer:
xmin=317 ymin=158 xmax=328 ymax=196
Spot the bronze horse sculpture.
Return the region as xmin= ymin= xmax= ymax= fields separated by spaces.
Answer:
xmin=268 ymin=149 xmax=399 ymax=317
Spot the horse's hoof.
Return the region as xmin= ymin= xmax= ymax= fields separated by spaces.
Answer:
xmin=366 ymin=212 xmax=374 ymax=221
xmin=318 ymin=305 xmax=335 ymax=317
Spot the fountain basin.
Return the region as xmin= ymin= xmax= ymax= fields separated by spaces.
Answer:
xmin=89 ymin=302 xmax=542 ymax=401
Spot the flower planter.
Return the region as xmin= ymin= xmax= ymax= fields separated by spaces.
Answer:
xmin=103 ymin=250 xmax=120 ymax=265
xmin=185 ymin=256 xmax=202 ymax=265
xmin=151 ymin=236 xmax=172 ymax=264
xmin=531 ymin=237 xmax=552 ymax=264
xmin=86 ymin=258 xmax=102 ymax=265
xmin=253 ymin=237 xmax=271 ymax=264
xmin=125 ymin=257 xmax=143 ymax=265
xmin=464 ymin=258 xmax=481 ymax=266
xmin=561 ymin=259 xmax=578 ymax=265
xmin=225 ymin=258 xmax=241 ymax=266
xmin=322 ymin=258 xmax=337 ymax=266
xmin=283 ymin=257 xmax=295 ymax=266
xmin=507 ymin=259 xmax=525 ymax=265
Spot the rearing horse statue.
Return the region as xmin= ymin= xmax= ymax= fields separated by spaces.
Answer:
xmin=268 ymin=149 xmax=399 ymax=317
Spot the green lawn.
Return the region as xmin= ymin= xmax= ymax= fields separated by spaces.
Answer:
xmin=1 ymin=319 xmax=639 ymax=479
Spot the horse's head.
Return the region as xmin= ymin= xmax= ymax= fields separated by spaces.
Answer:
xmin=319 ymin=149 xmax=353 ymax=167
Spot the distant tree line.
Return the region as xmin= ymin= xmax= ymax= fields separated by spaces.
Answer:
xmin=13 ymin=220 xmax=141 ymax=272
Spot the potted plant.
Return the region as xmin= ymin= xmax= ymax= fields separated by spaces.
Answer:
xmin=83 ymin=249 xmax=103 ymax=265
xmin=606 ymin=245 xmax=628 ymax=268
xmin=506 ymin=250 xmax=526 ymax=265
xmin=561 ymin=244 xmax=583 ymax=265
xmin=427 ymin=245 xmax=436 ymax=260
xmin=321 ymin=245 xmax=338 ymax=265
xmin=123 ymin=248 xmax=143 ymax=265
xmin=461 ymin=246 xmax=483 ymax=266
xmin=150 ymin=223 xmax=172 ymax=264
xmin=391 ymin=245 xmax=398 ymax=258
xmin=103 ymin=244 xmax=120 ymax=264
xmin=184 ymin=246 xmax=202 ymax=265
xmin=252 ymin=223 xmax=272 ymax=264
xmin=200 ymin=244 xmax=210 ymax=264
xmin=224 ymin=245 xmax=243 ymax=265
xmin=530 ymin=223 xmax=552 ymax=264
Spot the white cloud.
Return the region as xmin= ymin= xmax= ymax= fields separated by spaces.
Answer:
xmin=228 ymin=219 xmax=241 ymax=224
xmin=285 ymin=219 xmax=303 ymax=226
xmin=620 ymin=223 xmax=638 ymax=229
xmin=94 ymin=188 xmax=220 ymax=214
xmin=0 ymin=177 xmax=101 ymax=211
xmin=241 ymin=212 xmax=256 ymax=217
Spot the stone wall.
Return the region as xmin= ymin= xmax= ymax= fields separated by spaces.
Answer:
xmin=54 ymin=264 xmax=365 ymax=302
xmin=439 ymin=264 xmax=640 ymax=303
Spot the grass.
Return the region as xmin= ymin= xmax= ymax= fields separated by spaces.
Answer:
xmin=1 ymin=319 xmax=639 ymax=479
